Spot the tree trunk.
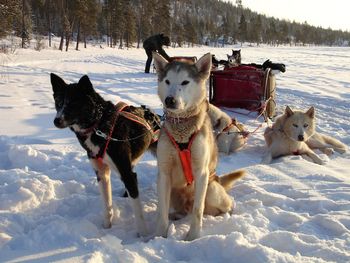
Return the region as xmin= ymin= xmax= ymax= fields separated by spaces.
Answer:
xmin=21 ymin=0 xmax=25 ymax=48
xmin=59 ymin=32 xmax=64 ymax=51
xmin=47 ymin=0 xmax=52 ymax=47
xmin=65 ymin=20 xmax=74 ymax=52
xmin=119 ymin=34 xmax=123 ymax=49
xmin=65 ymin=26 xmax=69 ymax=51
xmin=76 ymin=21 xmax=81 ymax=50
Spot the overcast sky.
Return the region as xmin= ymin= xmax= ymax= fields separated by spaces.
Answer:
xmin=236 ymin=0 xmax=350 ymax=32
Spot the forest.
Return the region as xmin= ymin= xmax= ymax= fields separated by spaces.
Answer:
xmin=1 ymin=0 xmax=349 ymax=52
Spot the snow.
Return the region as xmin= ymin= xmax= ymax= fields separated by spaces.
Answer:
xmin=0 ymin=43 xmax=349 ymax=262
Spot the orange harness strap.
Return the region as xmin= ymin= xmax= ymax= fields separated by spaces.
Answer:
xmin=164 ymin=127 xmax=198 ymax=185
xmin=97 ymin=102 xmax=128 ymax=165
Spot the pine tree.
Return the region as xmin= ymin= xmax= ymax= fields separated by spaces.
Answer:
xmin=0 ymin=1 xmax=21 ymax=39
xmin=20 ymin=0 xmax=33 ymax=48
xmin=156 ymin=0 xmax=171 ymax=35
xmin=250 ymin=15 xmax=262 ymax=45
xmin=238 ymin=14 xmax=247 ymax=44
xmin=123 ymin=1 xmax=137 ymax=48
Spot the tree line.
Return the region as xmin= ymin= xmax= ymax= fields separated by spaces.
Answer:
xmin=1 ymin=0 xmax=349 ymax=51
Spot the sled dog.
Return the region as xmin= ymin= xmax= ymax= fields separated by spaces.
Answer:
xmin=262 ymin=106 xmax=347 ymax=164
xmin=208 ymin=104 xmax=246 ymax=154
xmin=50 ymin=73 xmax=161 ymax=236
xmin=153 ymin=52 xmax=245 ymax=240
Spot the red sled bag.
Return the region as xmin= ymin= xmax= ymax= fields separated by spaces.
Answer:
xmin=209 ymin=65 xmax=276 ymax=119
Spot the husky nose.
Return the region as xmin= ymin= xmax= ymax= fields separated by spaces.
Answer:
xmin=165 ymin=96 xmax=176 ymax=109
xmin=54 ymin=117 xmax=63 ymax=128
xmin=298 ymin=135 xmax=304 ymax=141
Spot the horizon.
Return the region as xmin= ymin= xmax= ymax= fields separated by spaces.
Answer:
xmin=232 ymin=0 xmax=350 ymax=32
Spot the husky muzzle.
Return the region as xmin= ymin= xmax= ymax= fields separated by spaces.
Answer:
xmin=165 ymin=96 xmax=178 ymax=109
xmin=54 ymin=117 xmax=69 ymax=128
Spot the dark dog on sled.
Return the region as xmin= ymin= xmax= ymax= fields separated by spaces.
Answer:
xmin=50 ymin=73 xmax=160 ymax=236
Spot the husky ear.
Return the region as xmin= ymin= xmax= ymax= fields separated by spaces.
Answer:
xmin=285 ymin=106 xmax=294 ymax=117
xmin=195 ymin=53 xmax=212 ymax=79
xmin=50 ymin=73 xmax=66 ymax=94
xmin=306 ymin=106 xmax=315 ymax=118
xmin=78 ymin=75 xmax=94 ymax=93
xmin=153 ymin=51 xmax=168 ymax=75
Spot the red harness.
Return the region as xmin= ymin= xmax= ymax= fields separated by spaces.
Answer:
xmin=97 ymin=102 xmax=159 ymax=165
xmin=164 ymin=127 xmax=198 ymax=185
xmin=97 ymin=102 xmax=128 ymax=165
xmin=217 ymin=119 xmax=250 ymax=139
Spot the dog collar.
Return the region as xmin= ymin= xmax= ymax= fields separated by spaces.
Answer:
xmin=164 ymin=113 xmax=198 ymax=124
xmin=163 ymin=100 xmax=208 ymax=124
xmin=293 ymin=150 xmax=300 ymax=155
xmin=77 ymin=122 xmax=99 ymax=136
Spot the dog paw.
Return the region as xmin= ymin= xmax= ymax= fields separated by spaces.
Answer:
xmin=155 ymin=224 xmax=169 ymax=238
xmin=324 ymin=148 xmax=334 ymax=155
xmin=137 ymin=228 xmax=149 ymax=238
xmin=185 ymin=228 xmax=200 ymax=241
xmin=103 ymin=208 xmax=113 ymax=228
xmin=314 ymin=158 xmax=325 ymax=165
xmin=336 ymin=148 xmax=347 ymax=154
xmin=103 ymin=221 xmax=112 ymax=229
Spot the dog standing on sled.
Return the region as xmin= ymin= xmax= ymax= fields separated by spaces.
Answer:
xmin=152 ymin=52 xmax=245 ymax=241
xmin=50 ymin=73 xmax=161 ymax=236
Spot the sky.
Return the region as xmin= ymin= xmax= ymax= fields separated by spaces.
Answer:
xmin=236 ymin=0 xmax=350 ymax=32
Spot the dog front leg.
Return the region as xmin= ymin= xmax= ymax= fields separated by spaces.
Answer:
xmin=261 ymin=150 xmax=273 ymax=164
xmin=307 ymin=137 xmax=334 ymax=155
xmin=119 ymin=168 xmax=148 ymax=237
xmin=186 ymin=170 xmax=209 ymax=241
xmin=91 ymin=159 xmax=113 ymax=228
xmin=129 ymin=192 xmax=148 ymax=237
xmin=155 ymin=170 xmax=171 ymax=237
xmin=304 ymin=149 xmax=324 ymax=165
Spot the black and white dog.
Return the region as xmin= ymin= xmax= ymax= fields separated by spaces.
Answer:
xmin=50 ymin=73 xmax=160 ymax=236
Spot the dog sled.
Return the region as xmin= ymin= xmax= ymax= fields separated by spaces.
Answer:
xmin=209 ymin=65 xmax=276 ymax=120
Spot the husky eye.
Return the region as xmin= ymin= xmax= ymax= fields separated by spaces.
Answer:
xmin=303 ymin=123 xmax=309 ymax=128
xmin=181 ymin=80 xmax=189 ymax=86
xmin=56 ymin=100 xmax=63 ymax=107
xmin=293 ymin=124 xmax=298 ymax=128
xmin=165 ymin=79 xmax=170 ymax=85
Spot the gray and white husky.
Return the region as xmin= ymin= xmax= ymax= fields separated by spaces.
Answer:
xmin=152 ymin=52 xmax=245 ymax=240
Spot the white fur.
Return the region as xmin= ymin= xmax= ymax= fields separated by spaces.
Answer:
xmin=83 ymin=131 xmax=148 ymax=236
xmin=153 ymin=52 xmax=243 ymax=241
xmin=157 ymin=68 xmax=206 ymax=115
xmin=262 ymin=106 xmax=346 ymax=165
xmin=208 ymin=104 xmax=246 ymax=154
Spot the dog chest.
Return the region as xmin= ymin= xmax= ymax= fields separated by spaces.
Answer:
xmin=83 ymin=135 xmax=101 ymax=157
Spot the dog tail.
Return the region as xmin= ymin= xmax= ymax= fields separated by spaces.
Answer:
xmin=217 ymin=169 xmax=246 ymax=191
xmin=322 ymin=134 xmax=347 ymax=153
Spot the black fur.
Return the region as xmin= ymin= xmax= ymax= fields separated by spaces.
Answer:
xmin=51 ymin=73 xmax=160 ymax=199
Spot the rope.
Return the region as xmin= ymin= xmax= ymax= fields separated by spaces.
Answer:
xmin=95 ymin=127 xmax=157 ymax=142
xmin=217 ymin=97 xmax=272 ymax=140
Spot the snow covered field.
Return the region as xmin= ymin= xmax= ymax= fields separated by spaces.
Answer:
xmin=0 ymin=43 xmax=349 ymax=262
